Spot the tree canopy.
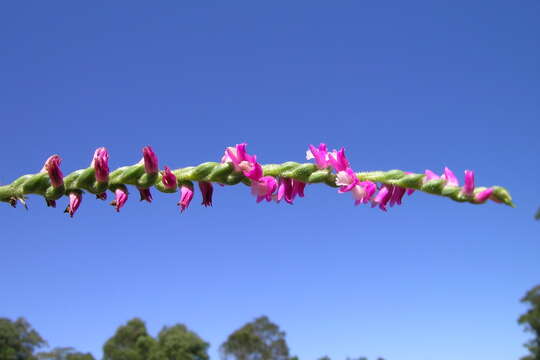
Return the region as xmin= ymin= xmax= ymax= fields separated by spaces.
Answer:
xmin=0 ymin=317 xmax=47 ymax=360
xmin=519 ymin=284 xmax=540 ymax=360
xmin=37 ymin=347 xmax=95 ymax=360
xmin=102 ymin=318 xmax=158 ymax=360
xmin=154 ymin=324 xmax=209 ymax=360
xmin=102 ymin=318 xmax=209 ymax=360
xmin=220 ymin=316 xmax=290 ymax=360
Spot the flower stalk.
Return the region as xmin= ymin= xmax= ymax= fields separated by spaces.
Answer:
xmin=0 ymin=143 xmax=515 ymax=216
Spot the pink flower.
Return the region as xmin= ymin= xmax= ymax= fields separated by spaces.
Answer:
xmin=222 ymin=143 xmax=254 ymax=169
xmin=336 ymin=168 xmax=359 ymax=192
xmin=442 ymin=167 xmax=459 ymax=187
xmin=64 ymin=191 xmax=82 ymax=217
xmin=178 ymin=185 xmax=194 ymax=212
xmin=358 ymin=181 xmax=377 ymax=205
xmin=142 ymin=146 xmax=158 ymax=174
xmin=276 ymin=178 xmax=305 ymax=204
xmin=463 ymin=170 xmax=475 ymax=196
xmin=41 ymin=155 xmax=63 ymax=188
xmin=294 ymin=181 xmax=306 ymax=198
xmin=306 ymin=143 xmax=329 ymax=169
xmin=251 ymin=176 xmax=278 ymax=203
xmin=424 ymin=169 xmax=440 ymax=182
xmin=328 ymin=148 xmax=350 ymax=172
xmin=222 ymin=143 xmax=262 ymax=181
xmin=91 ymin=147 xmax=109 ymax=183
xmin=389 ymin=186 xmax=406 ymax=206
xmin=199 ymin=182 xmax=213 ymax=207
xmin=111 ymin=187 xmax=128 ymax=212
xmin=161 ymin=166 xmax=177 ymax=189
xmin=138 ymin=188 xmax=152 ymax=203
xmin=474 ymin=188 xmax=493 ymax=203
xmin=242 ymin=162 xmax=263 ymax=181
xmin=372 ymin=186 xmax=391 ymax=211
xmin=335 ymin=168 xmax=375 ymax=205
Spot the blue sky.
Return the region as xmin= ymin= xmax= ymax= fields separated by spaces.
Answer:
xmin=0 ymin=1 xmax=538 ymax=359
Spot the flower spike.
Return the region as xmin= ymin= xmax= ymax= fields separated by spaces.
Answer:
xmin=0 ymin=143 xmax=515 ymax=214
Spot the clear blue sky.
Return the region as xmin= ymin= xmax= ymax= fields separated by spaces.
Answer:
xmin=1 ymin=2 xmax=538 ymax=359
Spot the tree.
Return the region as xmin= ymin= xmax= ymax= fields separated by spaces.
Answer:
xmin=102 ymin=318 xmax=158 ymax=360
xmin=66 ymin=354 xmax=95 ymax=360
xmin=37 ymin=347 xmax=95 ymax=360
xmin=0 ymin=317 xmax=47 ymax=360
xmin=220 ymin=316 xmax=290 ymax=360
xmin=153 ymin=324 xmax=209 ymax=360
xmin=519 ymin=285 xmax=540 ymax=360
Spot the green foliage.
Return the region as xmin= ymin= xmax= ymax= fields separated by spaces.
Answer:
xmin=220 ymin=316 xmax=290 ymax=360
xmin=153 ymin=324 xmax=209 ymax=360
xmin=66 ymin=353 xmax=95 ymax=360
xmin=102 ymin=318 xmax=209 ymax=360
xmin=0 ymin=317 xmax=47 ymax=360
xmin=519 ymin=285 xmax=540 ymax=360
xmin=37 ymin=347 xmax=95 ymax=360
xmin=102 ymin=318 xmax=158 ymax=360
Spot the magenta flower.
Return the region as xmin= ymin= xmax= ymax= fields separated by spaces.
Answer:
xmin=336 ymin=168 xmax=359 ymax=193
xmin=138 ymin=188 xmax=153 ymax=203
xmin=294 ymin=180 xmax=306 ymax=198
xmin=474 ymin=188 xmax=493 ymax=203
xmin=372 ymin=186 xmax=391 ymax=211
xmin=64 ymin=191 xmax=82 ymax=217
xmin=243 ymin=162 xmax=263 ymax=181
xmin=222 ymin=143 xmax=255 ymax=170
xmin=463 ymin=170 xmax=475 ymax=196
xmin=41 ymin=155 xmax=63 ymax=188
xmin=222 ymin=143 xmax=263 ymax=180
xmin=424 ymin=169 xmax=440 ymax=182
xmin=389 ymin=186 xmax=406 ymax=207
xmin=178 ymin=185 xmax=194 ymax=212
xmin=142 ymin=146 xmax=158 ymax=174
xmin=442 ymin=167 xmax=459 ymax=187
xmin=306 ymin=143 xmax=329 ymax=169
xmin=199 ymin=181 xmax=213 ymax=207
xmin=161 ymin=166 xmax=177 ymax=189
xmin=91 ymin=147 xmax=109 ymax=183
xmin=335 ymin=168 xmax=376 ymax=205
xmin=111 ymin=188 xmax=128 ymax=212
xmin=251 ymin=176 xmax=278 ymax=203
xmin=96 ymin=193 xmax=107 ymax=201
xmin=275 ymin=178 xmax=305 ymax=204
xmin=328 ymin=148 xmax=350 ymax=172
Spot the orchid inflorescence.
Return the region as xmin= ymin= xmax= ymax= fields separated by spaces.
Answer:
xmin=0 ymin=143 xmax=514 ymax=217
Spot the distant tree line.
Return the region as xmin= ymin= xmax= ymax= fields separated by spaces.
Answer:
xmin=0 ymin=315 xmax=386 ymax=360
xmin=2 ymin=285 xmax=540 ymax=360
